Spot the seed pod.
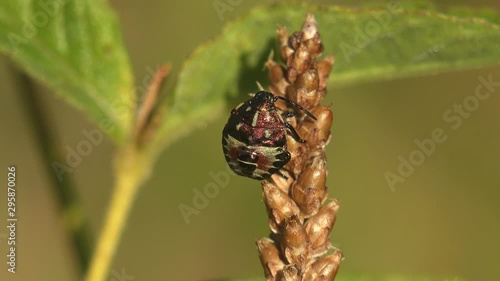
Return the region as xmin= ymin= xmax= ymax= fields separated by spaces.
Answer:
xmin=291 ymin=155 xmax=328 ymax=218
xmin=277 ymin=27 xmax=293 ymax=62
xmin=294 ymin=68 xmax=319 ymax=93
xmin=301 ymin=14 xmax=318 ymax=41
xmin=287 ymin=67 xmax=299 ymax=85
xmin=276 ymin=265 xmax=300 ymax=281
xmin=257 ymin=238 xmax=285 ymax=280
xmin=285 ymin=134 xmax=308 ymax=178
xmin=270 ymin=168 xmax=294 ymax=194
xmin=303 ymin=250 xmax=343 ymax=281
xmin=282 ymin=215 xmax=311 ymax=270
xmin=293 ymin=68 xmax=323 ymax=111
xmin=288 ymin=44 xmax=311 ymax=79
xmin=285 ymin=85 xmax=297 ymax=105
xmin=290 ymin=31 xmax=303 ymax=51
xmin=266 ymin=54 xmax=288 ymax=96
xmin=295 ymin=88 xmax=321 ymax=113
xmin=263 ymin=181 xmax=301 ymax=232
xmin=318 ymin=56 xmax=334 ymax=90
xmin=298 ymin=106 xmax=333 ymax=149
xmin=304 ymin=34 xmax=323 ymax=58
xmin=304 ymin=199 xmax=339 ymax=257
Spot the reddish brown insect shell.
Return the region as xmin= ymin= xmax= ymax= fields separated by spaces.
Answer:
xmin=222 ymin=91 xmax=316 ymax=180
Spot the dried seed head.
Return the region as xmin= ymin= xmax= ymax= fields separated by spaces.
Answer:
xmin=263 ymin=181 xmax=300 ymax=232
xmin=291 ymin=155 xmax=328 ymax=218
xmin=298 ymin=106 xmax=333 ymax=149
xmin=290 ymin=32 xmax=303 ymax=51
xmin=286 ymin=67 xmax=299 ymax=86
xmin=304 ymin=199 xmax=339 ymax=256
xmin=266 ymin=52 xmax=288 ymax=96
xmin=303 ymin=33 xmax=324 ymax=59
xmin=318 ymin=56 xmax=334 ymax=90
xmin=290 ymin=68 xmax=324 ymax=112
xmin=278 ymin=26 xmax=293 ymax=62
xmin=303 ymin=250 xmax=343 ymax=281
xmin=270 ymin=169 xmax=295 ymax=193
xmin=276 ymin=265 xmax=300 ymax=281
xmin=284 ymin=135 xmax=308 ymax=177
xmin=259 ymin=14 xmax=341 ymax=280
xmin=288 ymin=45 xmax=311 ymax=80
xmin=257 ymin=238 xmax=286 ymax=280
xmin=295 ymin=88 xmax=322 ymax=112
xmin=301 ymin=14 xmax=318 ymax=41
xmin=282 ymin=215 xmax=312 ymax=270
xmin=294 ymin=68 xmax=319 ymax=93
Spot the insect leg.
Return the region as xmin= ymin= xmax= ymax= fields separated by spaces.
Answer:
xmin=275 ymin=96 xmax=317 ymax=120
xmin=285 ymin=122 xmax=306 ymax=143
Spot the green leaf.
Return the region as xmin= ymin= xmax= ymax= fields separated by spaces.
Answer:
xmin=149 ymin=3 xmax=500 ymax=154
xmin=0 ymin=0 xmax=134 ymax=143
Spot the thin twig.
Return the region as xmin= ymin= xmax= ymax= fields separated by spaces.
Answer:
xmin=134 ymin=63 xmax=171 ymax=141
xmin=12 ymin=66 xmax=94 ymax=275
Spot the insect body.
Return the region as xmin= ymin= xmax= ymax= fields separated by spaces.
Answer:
xmin=222 ymin=91 xmax=316 ymax=180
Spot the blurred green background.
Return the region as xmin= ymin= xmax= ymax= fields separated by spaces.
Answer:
xmin=1 ymin=0 xmax=499 ymax=280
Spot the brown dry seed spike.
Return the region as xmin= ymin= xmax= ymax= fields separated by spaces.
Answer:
xmin=294 ymin=68 xmax=320 ymax=93
xmin=301 ymin=13 xmax=319 ymax=40
xmin=291 ymin=155 xmax=328 ymax=218
xmin=298 ymin=106 xmax=333 ymax=149
xmin=303 ymin=250 xmax=343 ymax=281
xmin=290 ymin=32 xmax=303 ymax=51
xmin=257 ymin=238 xmax=286 ymax=280
xmin=284 ymin=134 xmax=308 ymax=178
xmin=304 ymin=33 xmax=324 ymax=58
xmin=282 ymin=215 xmax=311 ymax=270
xmin=266 ymin=51 xmax=288 ymax=95
xmin=276 ymin=265 xmax=300 ymax=281
xmin=277 ymin=26 xmax=293 ymax=62
xmin=263 ymin=181 xmax=300 ymax=232
xmin=304 ymin=199 xmax=339 ymax=257
xmin=318 ymin=56 xmax=335 ymax=90
xmin=258 ymin=13 xmax=341 ymax=281
xmin=288 ymin=44 xmax=311 ymax=80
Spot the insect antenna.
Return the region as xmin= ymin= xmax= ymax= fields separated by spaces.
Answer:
xmin=274 ymin=96 xmax=317 ymax=120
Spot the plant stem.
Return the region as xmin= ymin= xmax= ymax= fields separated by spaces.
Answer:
xmin=85 ymin=62 xmax=166 ymax=281
xmin=13 ymin=67 xmax=94 ymax=275
xmin=84 ymin=146 xmax=149 ymax=281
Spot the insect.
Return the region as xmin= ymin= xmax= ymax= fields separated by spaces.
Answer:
xmin=222 ymin=91 xmax=316 ymax=180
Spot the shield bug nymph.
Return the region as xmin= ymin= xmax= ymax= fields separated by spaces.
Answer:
xmin=222 ymin=91 xmax=316 ymax=180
